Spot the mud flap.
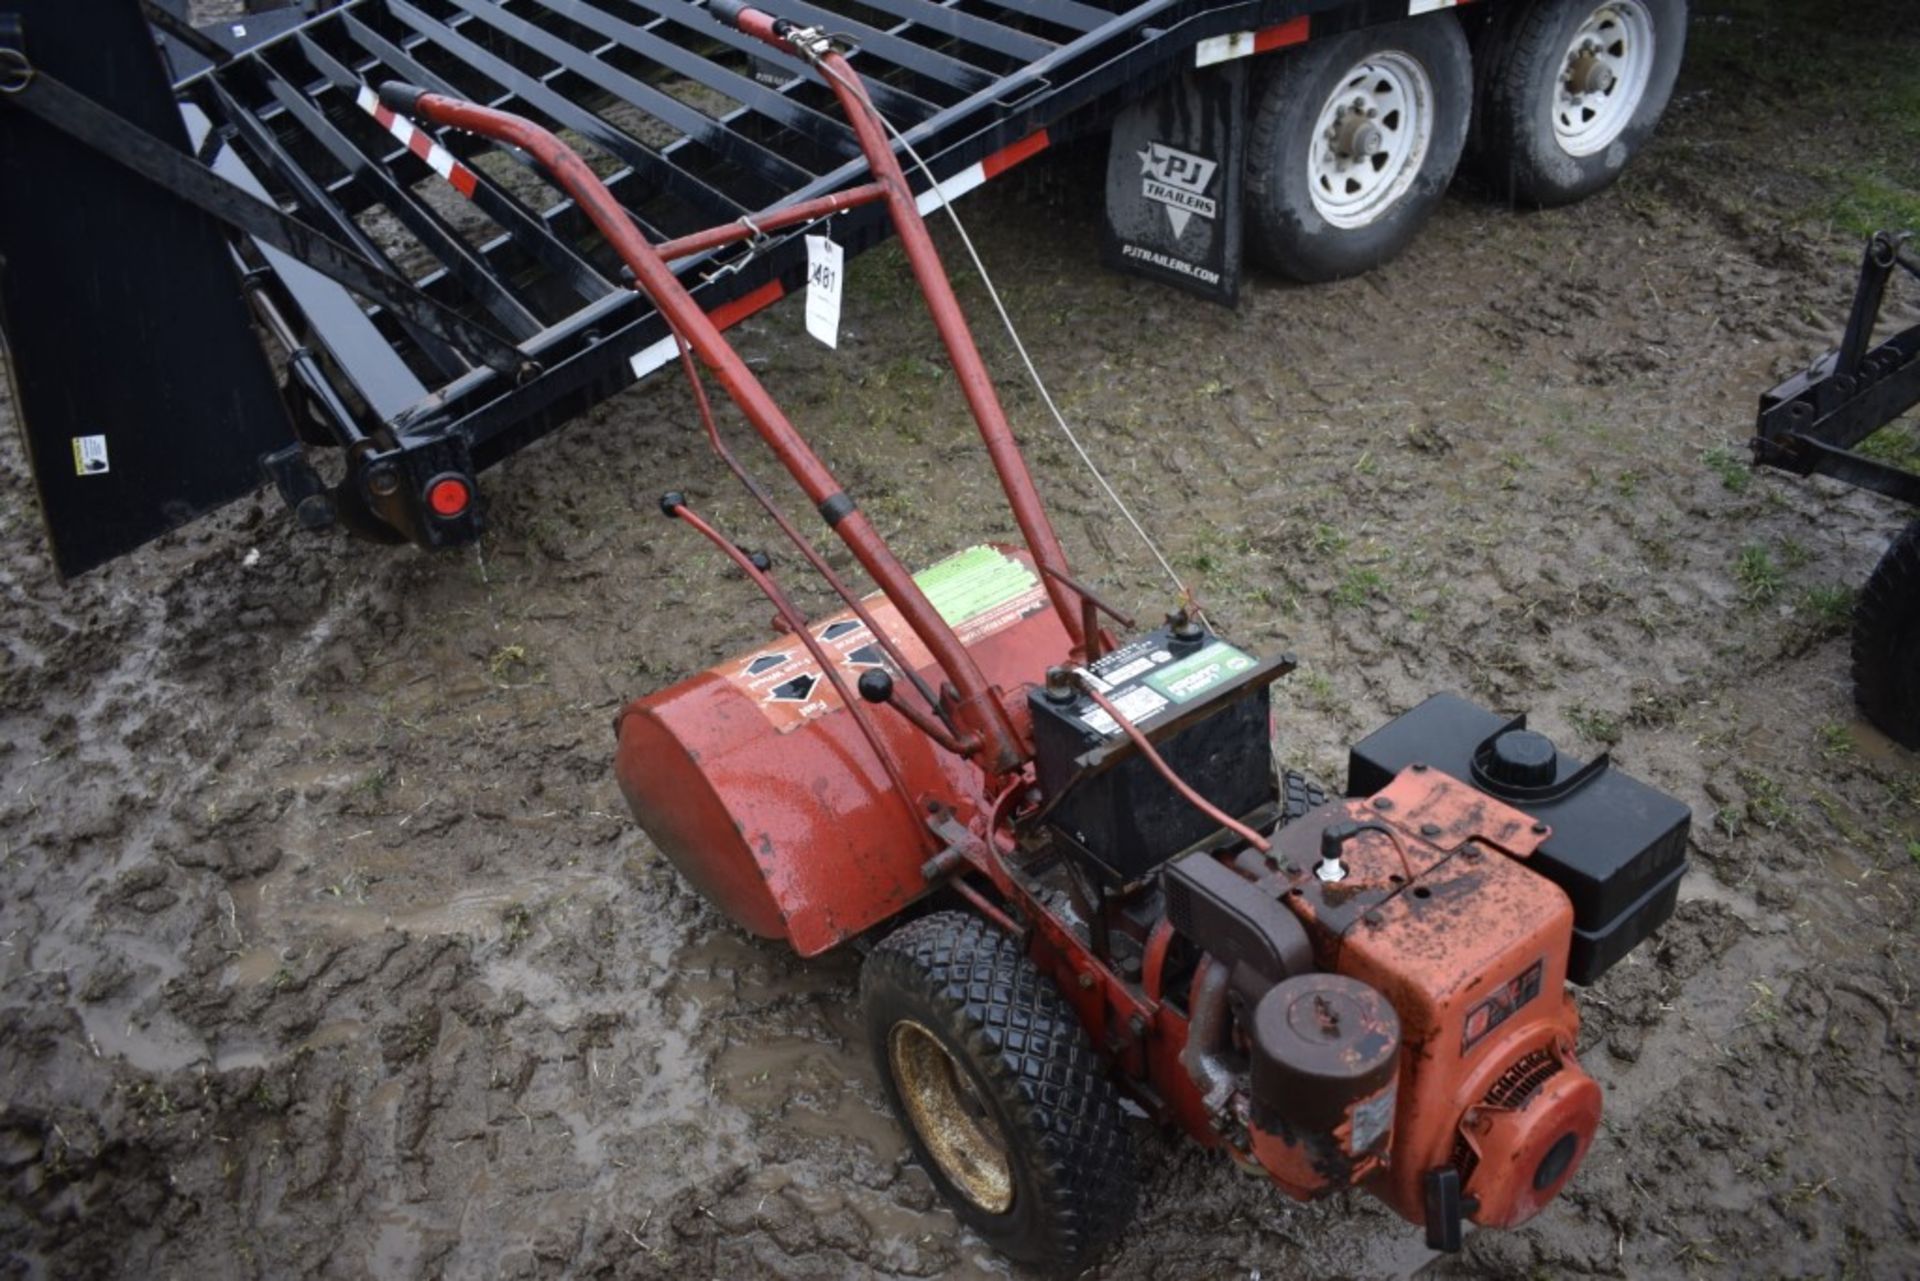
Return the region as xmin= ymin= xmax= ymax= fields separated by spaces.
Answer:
xmin=1101 ymin=65 xmax=1247 ymax=306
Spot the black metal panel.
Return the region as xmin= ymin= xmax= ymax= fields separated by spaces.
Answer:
xmin=21 ymin=0 xmax=1427 ymax=565
xmin=0 ymin=0 xmax=295 ymax=578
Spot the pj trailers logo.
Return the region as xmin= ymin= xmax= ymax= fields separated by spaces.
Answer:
xmin=1138 ymin=142 xmax=1218 ymax=239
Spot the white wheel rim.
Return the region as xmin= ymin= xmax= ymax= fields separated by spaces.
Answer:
xmin=1552 ymin=1 xmax=1656 ymax=157
xmin=1306 ymin=51 xmax=1435 ymax=230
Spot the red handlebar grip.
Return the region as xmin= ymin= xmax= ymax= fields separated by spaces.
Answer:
xmin=377 ymin=81 xmax=427 ymax=116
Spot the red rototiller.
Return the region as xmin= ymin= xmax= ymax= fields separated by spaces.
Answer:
xmin=382 ymin=5 xmax=1691 ymax=1266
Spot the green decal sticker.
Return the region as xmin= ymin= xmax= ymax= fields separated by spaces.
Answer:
xmin=1144 ymin=641 xmax=1255 ymax=703
xmin=913 ymin=545 xmax=1038 ymax=625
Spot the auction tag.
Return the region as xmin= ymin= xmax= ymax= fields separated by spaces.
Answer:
xmin=804 ymin=234 xmax=842 ymax=349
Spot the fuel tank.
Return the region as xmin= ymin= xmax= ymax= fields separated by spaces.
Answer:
xmin=613 ymin=546 xmax=1068 ymax=955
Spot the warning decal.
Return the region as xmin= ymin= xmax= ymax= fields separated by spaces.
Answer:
xmin=72 ymin=435 xmax=110 ymax=476
xmin=1462 ymin=958 xmax=1545 ymax=1054
xmin=725 ymin=546 xmax=1049 ymax=733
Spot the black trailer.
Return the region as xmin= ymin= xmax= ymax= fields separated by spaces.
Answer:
xmin=0 ymin=0 xmax=1688 ymax=576
xmin=1752 ymin=230 xmax=1920 ymax=748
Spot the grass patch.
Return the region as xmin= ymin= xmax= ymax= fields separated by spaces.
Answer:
xmin=1817 ymin=722 xmax=1855 ymax=760
xmin=1736 ymin=544 xmax=1785 ymax=604
xmin=1854 ymin=417 xmax=1920 ymax=473
xmin=1310 ymin=523 xmax=1348 ymax=556
xmin=1740 ymin=770 xmax=1794 ymax=830
xmin=1568 ymin=705 xmax=1623 ymax=746
xmin=1702 ymin=443 xmax=1751 ymax=494
xmin=1828 ymin=170 xmax=1920 ymax=240
xmin=1798 ymin=584 xmax=1857 ymax=635
xmin=1686 ymin=2 xmax=1920 ymax=237
xmin=1333 ymin=567 xmax=1384 ymax=608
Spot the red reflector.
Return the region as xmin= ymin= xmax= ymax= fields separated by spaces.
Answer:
xmin=427 ymin=476 xmax=471 ymax=518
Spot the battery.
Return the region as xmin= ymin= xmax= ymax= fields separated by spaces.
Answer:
xmin=1028 ymin=624 xmax=1274 ymax=886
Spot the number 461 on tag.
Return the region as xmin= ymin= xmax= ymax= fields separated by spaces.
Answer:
xmin=805 ymin=234 xmax=842 ymax=349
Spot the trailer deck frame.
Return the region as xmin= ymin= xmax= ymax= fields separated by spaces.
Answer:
xmin=3 ymin=0 xmax=1470 ymax=571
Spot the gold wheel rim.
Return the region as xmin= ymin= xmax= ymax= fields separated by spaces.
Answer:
xmin=887 ymin=1019 xmax=1014 ymax=1214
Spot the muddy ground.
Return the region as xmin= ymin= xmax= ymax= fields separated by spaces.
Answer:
xmin=4 ymin=2 xmax=1919 ymax=1277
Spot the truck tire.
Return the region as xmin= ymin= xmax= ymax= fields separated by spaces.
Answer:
xmin=861 ymin=911 xmax=1136 ymax=1268
xmin=1470 ymin=0 xmax=1686 ymax=207
xmin=1246 ymin=16 xmax=1473 ymax=283
xmin=1853 ymin=519 xmax=1920 ymax=750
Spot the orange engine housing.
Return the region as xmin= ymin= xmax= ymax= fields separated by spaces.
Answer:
xmin=1252 ymin=769 xmax=1603 ymax=1234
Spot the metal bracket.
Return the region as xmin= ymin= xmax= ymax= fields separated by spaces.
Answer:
xmin=1753 ymin=230 xmax=1920 ymax=508
xmin=0 ymin=15 xmax=30 ymax=95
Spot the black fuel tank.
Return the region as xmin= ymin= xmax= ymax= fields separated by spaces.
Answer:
xmin=1346 ymin=694 xmax=1691 ymax=984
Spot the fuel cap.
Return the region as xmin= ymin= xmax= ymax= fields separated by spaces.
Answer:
xmin=1486 ymin=729 xmax=1558 ymax=789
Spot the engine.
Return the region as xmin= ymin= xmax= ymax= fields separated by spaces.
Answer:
xmin=1032 ymin=672 xmax=1690 ymax=1247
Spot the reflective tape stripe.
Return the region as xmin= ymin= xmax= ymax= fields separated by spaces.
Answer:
xmin=1194 ymin=15 xmax=1310 ymax=67
xmin=629 ymin=280 xmax=788 ymax=380
xmin=915 ymin=129 xmax=1050 ymax=213
xmin=355 ymin=85 xmax=478 ymax=198
xmin=915 ymin=161 xmax=986 ymax=215
xmin=628 ymin=335 xmax=679 ymax=380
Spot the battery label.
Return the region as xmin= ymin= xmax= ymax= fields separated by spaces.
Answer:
xmin=1098 ymin=655 xmax=1157 ymax=686
xmin=1079 ymin=684 xmax=1169 ymax=737
xmin=1144 ymin=640 xmax=1255 ymax=703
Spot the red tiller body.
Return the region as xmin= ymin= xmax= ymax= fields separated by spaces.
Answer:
xmin=615 ymin=545 xmax=1069 ymax=956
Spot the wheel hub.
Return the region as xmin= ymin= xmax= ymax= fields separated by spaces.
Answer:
xmin=888 ymin=1019 xmax=1014 ymax=1214
xmin=1565 ymin=45 xmax=1616 ymax=97
xmin=1331 ymin=105 xmax=1385 ymax=162
xmin=1305 ymin=52 xmax=1436 ymax=230
xmin=1551 ymin=1 xmax=1655 ymax=158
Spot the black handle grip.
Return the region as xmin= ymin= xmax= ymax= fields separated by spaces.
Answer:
xmin=705 ymin=0 xmax=753 ymax=29
xmin=377 ymin=81 xmax=427 ymax=116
